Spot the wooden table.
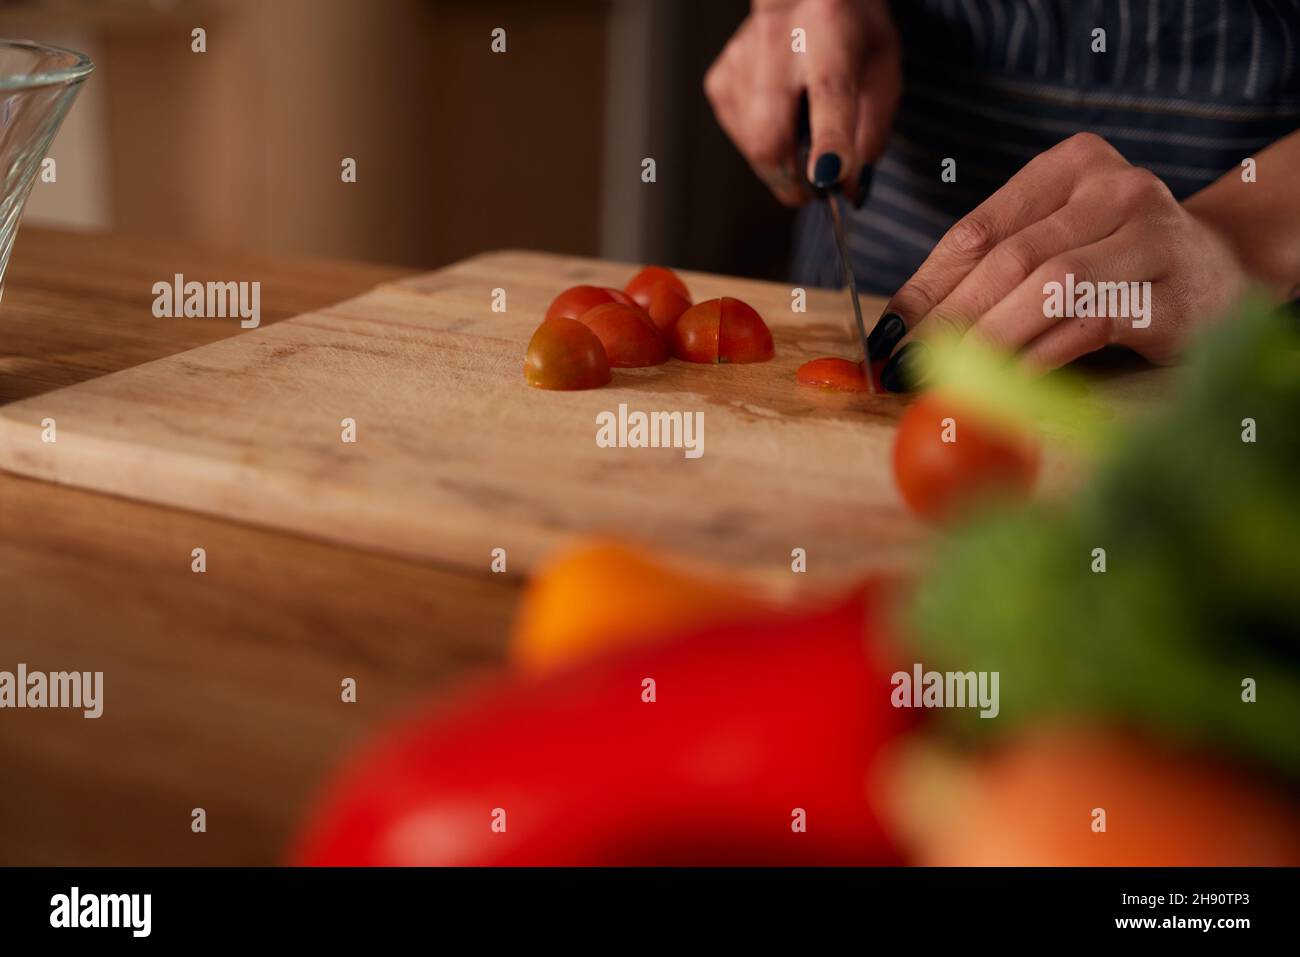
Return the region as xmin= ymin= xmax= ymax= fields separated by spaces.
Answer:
xmin=0 ymin=228 xmax=521 ymax=865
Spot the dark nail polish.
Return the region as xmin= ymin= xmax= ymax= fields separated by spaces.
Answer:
xmin=866 ymin=311 xmax=906 ymax=360
xmin=853 ymin=164 xmax=874 ymax=209
xmin=881 ymin=342 xmax=929 ymax=393
xmin=812 ymin=152 xmax=842 ymax=189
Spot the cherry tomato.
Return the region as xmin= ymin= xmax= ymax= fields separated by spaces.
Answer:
xmin=545 ymin=285 xmax=633 ymax=322
xmin=796 ymin=357 xmax=887 ymax=392
xmin=624 ymin=265 xmax=691 ymax=311
xmin=670 ymin=299 xmax=721 ymax=363
xmin=577 ymin=302 xmax=669 ymax=368
xmin=892 ymin=392 xmax=1039 ymax=522
xmin=644 ymin=282 xmax=692 ymax=337
xmin=524 ymin=317 xmax=611 ymax=390
xmin=719 ymin=297 xmax=774 ymax=363
xmin=670 ymin=297 xmax=775 ymax=364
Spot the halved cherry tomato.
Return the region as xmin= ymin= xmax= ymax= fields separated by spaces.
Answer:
xmin=673 ymin=297 xmax=774 ymax=364
xmin=577 ymin=302 xmax=669 ymax=368
xmin=670 ymin=299 xmax=721 ymax=363
xmin=796 ymin=356 xmax=887 ymax=393
xmin=718 ymin=297 xmax=775 ymax=363
xmin=545 ymin=285 xmax=634 ymax=322
xmin=624 ymin=265 xmax=690 ymax=311
xmin=524 ymin=317 xmax=611 ymax=390
xmin=644 ymin=282 xmax=692 ymax=337
xmin=892 ymin=391 xmax=1039 ymax=522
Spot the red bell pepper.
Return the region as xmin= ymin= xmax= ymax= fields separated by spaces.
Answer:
xmin=292 ymin=582 xmax=914 ymax=865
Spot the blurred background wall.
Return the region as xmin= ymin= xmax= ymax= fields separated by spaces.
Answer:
xmin=4 ymin=0 xmax=795 ymax=279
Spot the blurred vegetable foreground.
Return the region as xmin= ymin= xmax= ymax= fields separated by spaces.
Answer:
xmin=910 ymin=298 xmax=1300 ymax=774
xmin=294 ymin=584 xmax=915 ymax=866
xmin=293 ymin=302 xmax=1300 ymax=866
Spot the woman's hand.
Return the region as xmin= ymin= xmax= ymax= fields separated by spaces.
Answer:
xmin=871 ymin=133 xmax=1250 ymax=389
xmin=704 ymin=0 xmax=900 ymax=205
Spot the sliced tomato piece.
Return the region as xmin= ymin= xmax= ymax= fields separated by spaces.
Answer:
xmin=624 ymin=265 xmax=691 ymax=311
xmin=670 ymin=299 xmax=721 ymax=363
xmin=577 ymin=302 xmax=669 ymax=368
xmin=797 ymin=357 xmax=869 ymax=392
xmin=796 ymin=356 xmax=887 ymax=392
xmin=545 ymin=285 xmax=628 ymax=322
xmin=718 ymin=297 xmax=774 ymax=363
xmin=524 ymin=317 xmax=611 ymax=391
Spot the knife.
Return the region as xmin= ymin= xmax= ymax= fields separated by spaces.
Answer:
xmin=795 ymin=95 xmax=876 ymax=394
xmin=824 ymin=185 xmax=875 ymax=394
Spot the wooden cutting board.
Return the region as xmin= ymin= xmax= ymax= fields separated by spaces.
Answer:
xmin=0 ymin=250 xmax=1165 ymax=594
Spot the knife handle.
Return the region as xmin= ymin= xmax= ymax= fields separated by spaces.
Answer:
xmin=795 ymin=93 xmax=815 ymax=193
xmin=794 ymin=91 xmax=873 ymax=207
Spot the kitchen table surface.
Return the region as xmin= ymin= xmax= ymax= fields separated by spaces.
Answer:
xmin=0 ymin=228 xmax=521 ymax=865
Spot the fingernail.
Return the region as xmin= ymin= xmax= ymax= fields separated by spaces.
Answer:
xmin=853 ymin=165 xmax=874 ymax=209
xmin=881 ymin=342 xmax=929 ymax=393
xmin=866 ymin=311 xmax=906 ymax=360
xmin=812 ymin=152 xmax=842 ymax=189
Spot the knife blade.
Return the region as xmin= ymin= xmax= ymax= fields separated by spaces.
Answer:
xmin=824 ymin=187 xmax=875 ymax=394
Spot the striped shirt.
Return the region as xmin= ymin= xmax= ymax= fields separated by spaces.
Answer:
xmin=791 ymin=0 xmax=1300 ymax=295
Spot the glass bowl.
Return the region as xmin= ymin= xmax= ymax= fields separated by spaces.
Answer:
xmin=0 ymin=39 xmax=94 ymax=304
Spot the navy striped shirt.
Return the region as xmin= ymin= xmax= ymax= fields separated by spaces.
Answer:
xmin=792 ymin=0 xmax=1300 ymax=294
